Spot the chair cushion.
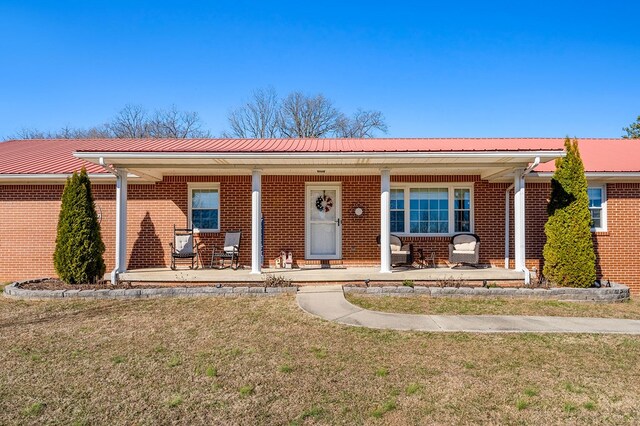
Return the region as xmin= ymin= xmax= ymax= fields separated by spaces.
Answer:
xmin=392 ymin=250 xmax=410 ymax=255
xmin=452 ymin=249 xmax=476 ymax=255
xmin=453 ymin=234 xmax=477 ymax=251
xmin=455 ymin=242 xmax=476 ymax=251
xmin=390 ymin=243 xmax=402 ymax=252
xmin=224 ymin=245 xmax=237 ymax=252
xmin=175 ymin=235 xmax=193 ymax=255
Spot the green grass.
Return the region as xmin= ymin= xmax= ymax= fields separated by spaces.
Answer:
xmin=371 ymin=399 xmax=397 ymax=418
xmin=167 ymin=355 xmax=182 ymax=367
xmin=167 ymin=395 xmax=183 ymax=408
xmin=405 ymin=383 xmax=421 ymax=395
xmin=239 ymin=385 xmax=254 ymax=397
xmin=111 ymin=355 xmax=126 ymax=364
xmin=22 ymin=402 xmax=45 ymax=417
xmin=584 ymin=401 xmax=597 ymax=411
xmin=1 ymin=295 xmax=639 ymax=424
xmin=375 ymin=367 xmax=389 ymax=377
xmin=279 ymin=364 xmax=293 ymax=373
xmin=310 ymin=346 xmax=327 ymax=359
xmin=346 ymin=294 xmax=640 ymax=319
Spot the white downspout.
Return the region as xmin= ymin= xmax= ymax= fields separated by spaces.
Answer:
xmin=504 ymin=183 xmax=514 ymax=269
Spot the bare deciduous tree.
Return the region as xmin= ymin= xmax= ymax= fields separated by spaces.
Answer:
xmin=6 ymin=104 xmax=210 ymax=140
xmin=278 ymin=92 xmax=343 ymax=138
xmin=106 ymin=104 xmax=151 ymax=138
xmin=11 ymin=125 xmax=111 ymax=139
xmin=149 ymin=105 xmax=210 ymax=138
xmin=335 ymin=109 xmax=388 ymax=138
xmin=225 ymin=87 xmax=280 ymax=138
xmin=224 ymin=89 xmax=388 ymax=138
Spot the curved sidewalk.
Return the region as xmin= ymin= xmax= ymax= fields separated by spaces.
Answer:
xmin=296 ymin=285 xmax=640 ymax=334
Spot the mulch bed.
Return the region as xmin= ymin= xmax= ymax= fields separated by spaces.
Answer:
xmin=18 ymin=279 xmax=133 ymax=291
xmin=16 ymin=279 xmax=269 ymax=291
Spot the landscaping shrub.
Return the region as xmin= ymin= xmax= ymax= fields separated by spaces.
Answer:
xmin=53 ymin=168 xmax=106 ymax=284
xmin=543 ymin=138 xmax=596 ymax=288
xmin=263 ymin=274 xmax=292 ymax=287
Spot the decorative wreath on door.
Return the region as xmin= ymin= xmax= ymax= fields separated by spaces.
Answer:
xmin=315 ymin=192 xmax=334 ymax=213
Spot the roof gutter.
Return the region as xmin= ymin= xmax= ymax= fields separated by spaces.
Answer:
xmin=74 ymin=150 xmax=565 ymax=161
xmin=98 ymin=157 xmax=118 ymax=175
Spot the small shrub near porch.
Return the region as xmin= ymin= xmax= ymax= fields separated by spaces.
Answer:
xmin=53 ymin=168 xmax=106 ymax=284
xmin=543 ymin=137 xmax=596 ymax=288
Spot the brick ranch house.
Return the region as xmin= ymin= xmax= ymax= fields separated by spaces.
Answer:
xmin=1 ymin=138 xmax=639 ymax=294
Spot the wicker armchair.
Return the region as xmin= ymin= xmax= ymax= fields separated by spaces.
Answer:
xmin=376 ymin=234 xmax=413 ymax=266
xmin=448 ymin=233 xmax=480 ymax=267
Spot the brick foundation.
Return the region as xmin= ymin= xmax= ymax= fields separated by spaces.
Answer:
xmin=1 ymin=177 xmax=638 ymax=294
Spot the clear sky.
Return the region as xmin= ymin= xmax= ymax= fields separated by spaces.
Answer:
xmin=1 ymin=1 xmax=638 ymax=139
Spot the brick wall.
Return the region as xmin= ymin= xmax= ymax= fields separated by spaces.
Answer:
xmin=1 ymin=177 xmax=638 ymax=294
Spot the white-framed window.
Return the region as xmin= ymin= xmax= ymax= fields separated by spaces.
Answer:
xmin=587 ymin=185 xmax=606 ymax=232
xmin=188 ymin=183 xmax=220 ymax=232
xmin=390 ymin=188 xmax=405 ymax=233
xmin=390 ymin=183 xmax=474 ymax=236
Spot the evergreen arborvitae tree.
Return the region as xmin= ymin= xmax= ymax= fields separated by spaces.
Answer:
xmin=53 ymin=168 xmax=106 ymax=284
xmin=542 ymin=137 xmax=596 ymax=288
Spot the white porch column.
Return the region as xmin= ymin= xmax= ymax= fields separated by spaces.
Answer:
xmin=514 ymin=170 xmax=526 ymax=271
xmin=111 ymin=169 xmax=128 ymax=284
xmin=380 ymin=168 xmax=391 ymax=273
xmin=251 ymin=169 xmax=262 ymax=274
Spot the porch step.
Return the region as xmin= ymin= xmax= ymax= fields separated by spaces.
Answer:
xmin=299 ymin=265 xmax=347 ymax=270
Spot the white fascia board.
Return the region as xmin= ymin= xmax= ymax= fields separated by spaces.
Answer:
xmin=0 ymin=173 xmax=141 ymax=184
xmin=74 ymin=150 xmax=564 ymax=162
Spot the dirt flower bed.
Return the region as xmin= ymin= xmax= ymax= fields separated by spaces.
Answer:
xmin=16 ymin=279 xmax=285 ymax=291
xmin=18 ymin=279 xmax=131 ymax=291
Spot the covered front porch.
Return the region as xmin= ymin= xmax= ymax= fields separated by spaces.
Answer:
xmin=75 ymin=141 xmax=564 ymax=286
xmin=119 ymin=265 xmax=526 ymax=285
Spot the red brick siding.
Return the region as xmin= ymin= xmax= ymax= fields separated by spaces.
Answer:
xmin=591 ymin=183 xmax=640 ymax=292
xmin=1 ymin=178 xmax=639 ymax=294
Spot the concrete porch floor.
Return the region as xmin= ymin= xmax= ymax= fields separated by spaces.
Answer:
xmin=118 ymin=266 xmax=525 ymax=284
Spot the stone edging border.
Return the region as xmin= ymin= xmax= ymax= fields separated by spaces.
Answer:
xmin=344 ymin=283 xmax=631 ymax=302
xmin=3 ymin=279 xmax=297 ymax=300
xmin=3 ymin=279 xmax=630 ymax=302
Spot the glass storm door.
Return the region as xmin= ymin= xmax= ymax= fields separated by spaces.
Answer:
xmin=306 ymin=185 xmax=342 ymax=259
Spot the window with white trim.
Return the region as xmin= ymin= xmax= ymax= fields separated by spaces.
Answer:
xmin=390 ymin=184 xmax=474 ymax=235
xmin=390 ymin=189 xmax=405 ymax=233
xmin=454 ymin=188 xmax=471 ymax=232
xmin=188 ymin=183 xmax=220 ymax=232
xmin=587 ymin=185 xmax=606 ymax=231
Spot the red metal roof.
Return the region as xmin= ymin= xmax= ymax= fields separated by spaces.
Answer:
xmin=535 ymin=138 xmax=640 ymax=173
xmin=0 ymin=137 xmax=635 ymax=175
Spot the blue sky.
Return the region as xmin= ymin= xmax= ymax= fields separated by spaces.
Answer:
xmin=1 ymin=1 xmax=638 ymax=139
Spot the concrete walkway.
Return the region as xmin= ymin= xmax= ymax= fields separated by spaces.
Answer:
xmin=296 ymin=285 xmax=640 ymax=334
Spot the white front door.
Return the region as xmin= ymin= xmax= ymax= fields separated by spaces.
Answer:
xmin=306 ymin=184 xmax=342 ymax=259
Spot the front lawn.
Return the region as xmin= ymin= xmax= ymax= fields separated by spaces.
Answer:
xmin=1 ymin=295 xmax=639 ymax=424
xmin=346 ymin=294 xmax=640 ymax=319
